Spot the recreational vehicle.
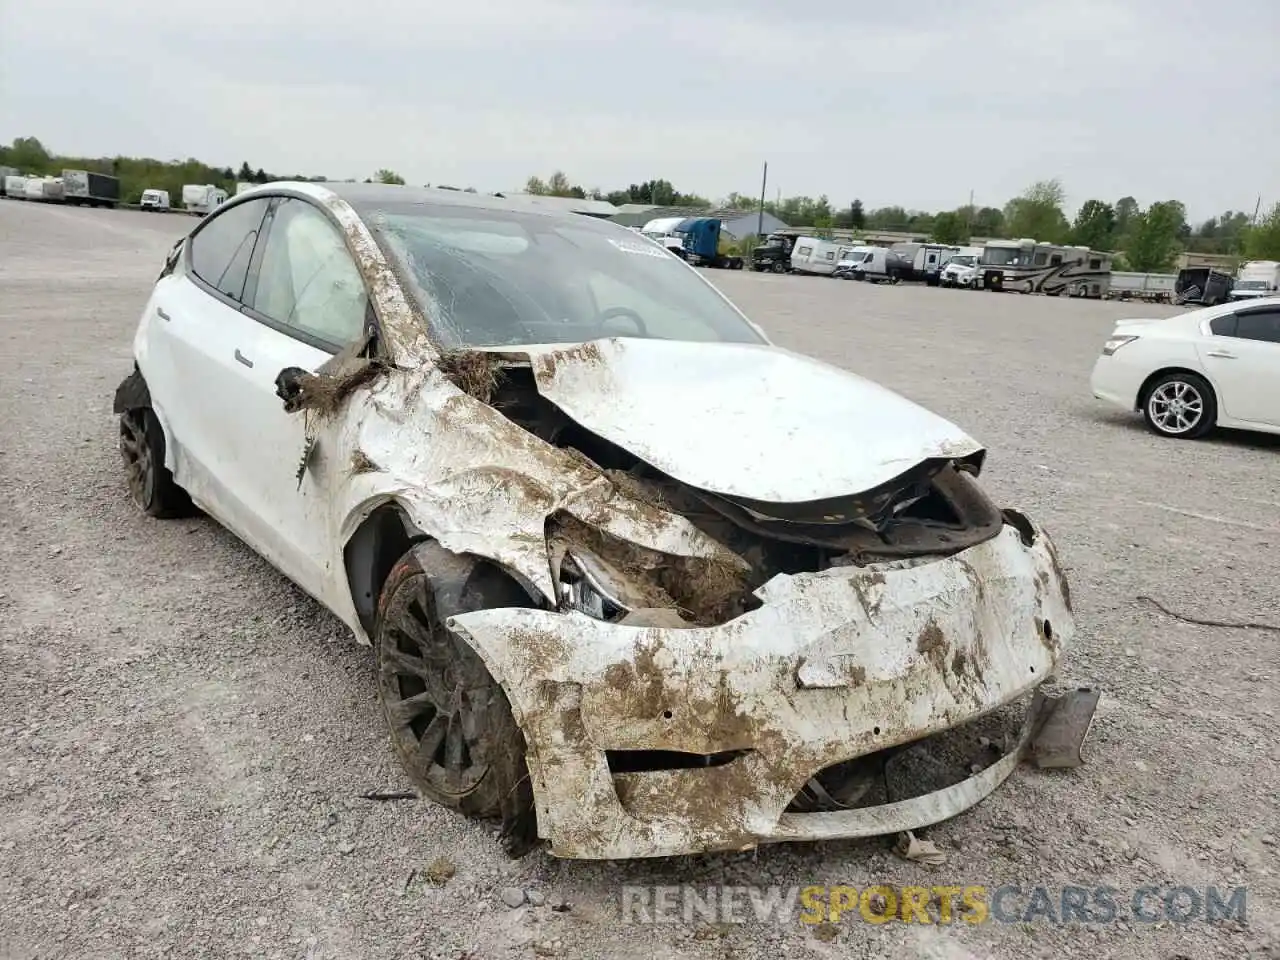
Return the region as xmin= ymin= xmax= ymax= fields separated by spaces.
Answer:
xmin=790 ymin=237 xmax=844 ymax=276
xmin=979 ymin=239 xmax=1111 ymax=298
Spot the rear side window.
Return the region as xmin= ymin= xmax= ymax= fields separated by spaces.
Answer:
xmin=189 ymin=198 xmax=270 ymax=302
xmin=1233 ymin=309 xmax=1280 ymax=344
xmin=1210 ymin=314 xmax=1237 ymax=336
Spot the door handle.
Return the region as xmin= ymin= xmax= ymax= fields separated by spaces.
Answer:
xmin=1206 ymin=350 xmax=1237 ymax=359
xmin=234 ymin=348 xmax=254 ymax=368
xmin=156 ymin=307 xmax=171 ymax=321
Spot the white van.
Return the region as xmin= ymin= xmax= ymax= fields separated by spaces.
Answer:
xmin=849 ymin=246 xmax=904 ymax=283
xmin=790 ymin=237 xmax=843 ymax=275
xmin=833 ymin=245 xmax=876 ymax=279
xmin=140 ymin=189 xmax=171 ymax=212
xmin=1230 ymin=261 xmax=1280 ymax=300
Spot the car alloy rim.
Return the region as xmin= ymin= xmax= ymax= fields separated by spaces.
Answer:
xmin=1148 ymin=381 xmax=1203 ymax=434
xmin=119 ymin=412 xmax=154 ymax=507
xmin=378 ymin=582 xmax=490 ymax=796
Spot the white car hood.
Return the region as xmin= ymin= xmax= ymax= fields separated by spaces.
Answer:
xmin=481 ymin=338 xmax=983 ymax=503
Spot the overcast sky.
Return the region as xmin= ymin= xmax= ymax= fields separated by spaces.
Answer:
xmin=2 ymin=0 xmax=1277 ymax=221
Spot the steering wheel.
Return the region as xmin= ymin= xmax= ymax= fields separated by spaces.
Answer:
xmin=596 ymin=306 xmax=649 ymax=337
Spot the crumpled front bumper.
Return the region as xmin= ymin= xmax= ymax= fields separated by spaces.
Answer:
xmin=448 ymin=519 xmax=1078 ymax=860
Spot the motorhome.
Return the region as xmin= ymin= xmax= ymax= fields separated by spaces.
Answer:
xmin=789 ymin=237 xmax=844 ymax=275
xmin=140 ymin=189 xmax=171 ymax=212
xmin=979 ymin=239 xmax=1111 ymax=298
xmin=1230 ymin=261 xmax=1280 ymax=300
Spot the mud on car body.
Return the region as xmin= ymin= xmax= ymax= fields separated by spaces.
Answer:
xmin=115 ymin=182 xmax=1098 ymax=860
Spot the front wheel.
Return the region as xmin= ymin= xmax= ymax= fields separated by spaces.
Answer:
xmin=771 ymin=261 xmax=786 ymax=274
xmin=1142 ymin=372 xmax=1216 ymax=439
xmin=118 ymin=408 xmax=192 ymax=518
xmin=374 ymin=544 xmax=538 ymax=856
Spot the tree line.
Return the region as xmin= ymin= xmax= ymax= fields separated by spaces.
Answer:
xmin=4 ymin=137 xmax=1277 ymax=272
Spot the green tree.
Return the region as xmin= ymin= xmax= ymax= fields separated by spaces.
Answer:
xmin=1072 ymin=200 xmax=1116 ymax=250
xmin=375 ymin=169 xmax=404 ymax=185
xmin=971 ymin=206 xmax=1004 ymax=237
xmin=930 ymin=211 xmax=967 ymax=245
xmin=849 ymin=199 xmax=865 ymax=230
xmin=1004 ymin=179 xmax=1070 ymax=242
xmin=1114 ymin=196 xmax=1139 ymax=241
xmin=1125 ymin=201 xmax=1186 ymax=272
xmin=4 ymin=136 xmax=51 ymax=172
xmin=1242 ymin=203 xmax=1280 ymax=260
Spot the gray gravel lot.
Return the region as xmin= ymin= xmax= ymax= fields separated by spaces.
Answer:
xmin=1 ymin=201 xmax=1277 ymax=960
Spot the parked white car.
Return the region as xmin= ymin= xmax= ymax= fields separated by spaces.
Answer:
xmin=1090 ymin=297 xmax=1280 ymax=438
xmin=114 ymin=182 xmax=1094 ymax=861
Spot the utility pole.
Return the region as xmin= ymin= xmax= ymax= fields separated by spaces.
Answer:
xmin=967 ymin=189 xmax=974 ymax=237
xmin=1252 ymin=194 xmax=1262 ymax=224
xmin=756 ymin=162 xmax=768 ymax=239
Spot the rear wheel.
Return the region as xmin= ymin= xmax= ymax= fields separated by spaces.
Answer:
xmin=1142 ymin=372 xmax=1216 ymax=439
xmin=374 ymin=543 xmax=538 ymax=856
xmin=118 ymin=408 xmax=192 ymax=518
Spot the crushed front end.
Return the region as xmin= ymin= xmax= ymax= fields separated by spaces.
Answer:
xmin=448 ymin=505 xmax=1091 ymax=859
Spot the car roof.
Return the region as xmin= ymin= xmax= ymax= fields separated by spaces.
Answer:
xmin=274 ymin=180 xmax=604 ymax=225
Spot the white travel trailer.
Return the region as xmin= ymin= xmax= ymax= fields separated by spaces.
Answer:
xmin=4 ymin=175 xmax=29 ymax=198
xmin=789 ymin=237 xmax=844 ymax=275
xmin=140 ymin=189 xmax=171 ymax=211
xmin=182 ymin=184 xmax=228 ymax=216
xmin=1230 ymin=260 xmax=1280 ymax=300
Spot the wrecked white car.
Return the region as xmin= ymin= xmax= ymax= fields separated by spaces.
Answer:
xmin=114 ymin=182 xmax=1097 ymax=860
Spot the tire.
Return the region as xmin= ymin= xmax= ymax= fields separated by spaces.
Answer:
xmin=374 ymin=543 xmax=538 ymax=856
xmin=118 ymin=408 xmax=193 ymax=518
xmin=1141 ymin=372 xmax=1216 ymax=439
xmin=771 ymin=261 xmax=786 ymax=274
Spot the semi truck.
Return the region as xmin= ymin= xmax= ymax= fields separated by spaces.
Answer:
xmin=63 ymin=170 xmax=121 ymax=208
xmin=751 ymin=230 xmax=806 ymax=272
xmin=674 ymin=218 xmax=744 ymax=269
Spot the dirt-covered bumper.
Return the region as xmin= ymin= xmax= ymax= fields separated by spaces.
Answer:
xmin=448 ymin=517 xmax=1078 ymax=860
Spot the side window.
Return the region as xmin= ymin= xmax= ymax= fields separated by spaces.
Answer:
xmin=825 ymin=251 xmax=835 ymax=261
xmin=1233 ymin=310 xmax=1280 ymax=344
xmin=1050 ymin=254 xmax=1063 ymax=266
xmin=1209 ymin=314 xmax=1237 ymax=336
xmin=1089 ymin=258 xmax=1102 ymax=269
xmin=250 ymin=198 xmax=369 ymax=349
xmin=1033 ymin=252 xmax=1048 ymax=266
xmin=797 ymin=246 xmax=812 ymax=257
xmin=189 ymin=198 xmax=271 ymax=301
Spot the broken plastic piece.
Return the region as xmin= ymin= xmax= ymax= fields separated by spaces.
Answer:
xmin=894 ymin=830 xmax=947 ymax=866
xmin=1030 ymin=686 xmax=1101 ymax=769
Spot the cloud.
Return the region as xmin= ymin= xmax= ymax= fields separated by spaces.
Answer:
xmin=2 ymin=0 xmax=1277 ymax=218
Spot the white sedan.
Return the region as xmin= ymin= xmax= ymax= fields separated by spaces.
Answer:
xmin=1090 ymin=297 xmax=1280 ymax=439
xmin=114 ymin=182 xmax=1094 ymax=860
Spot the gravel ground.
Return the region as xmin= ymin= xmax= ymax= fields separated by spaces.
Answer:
xmin=1 ymin=202 xmax=1277 ymax=960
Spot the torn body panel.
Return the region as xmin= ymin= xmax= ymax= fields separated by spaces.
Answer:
xmin=446 ymin=518 xmax=1075 ymax=859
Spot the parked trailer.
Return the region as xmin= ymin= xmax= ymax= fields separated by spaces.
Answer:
xmin=1174 ymin=267 xmax=1233 ymax=306
xmin=24 ymin=178 xmax=65 ymax=202
xmin=181 ymin=184 xmax=228 ymax=216
xmin=62 ymin=169 xmax=121 ymax=208
xmin=4 ymin=175 xmax=29 ymax=198
xmin=0 ymin=166 xmax=17 ymax=195
xmin=790 ymin=237 xmax=845 ymax=275
xmin=1103 ymin=272 xmax=1176 ymax=303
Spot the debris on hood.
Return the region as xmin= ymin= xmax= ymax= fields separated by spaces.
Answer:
xmin=436 ymin=349 xmax=505 ymax=403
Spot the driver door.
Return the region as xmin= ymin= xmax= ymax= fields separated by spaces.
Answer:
xmin=223 ymin=196 xmax=373 ymax=600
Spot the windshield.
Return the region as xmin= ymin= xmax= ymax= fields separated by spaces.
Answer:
xmin=368 ymin=205 xmax=766 ymax=349
xmin=982 ymin=247 xmax=1025 ymax=266
xmin=945 ymin=255 xmax=976 ymax=268
xmin=1236 ymin=280 xmax=1268 ymax=290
